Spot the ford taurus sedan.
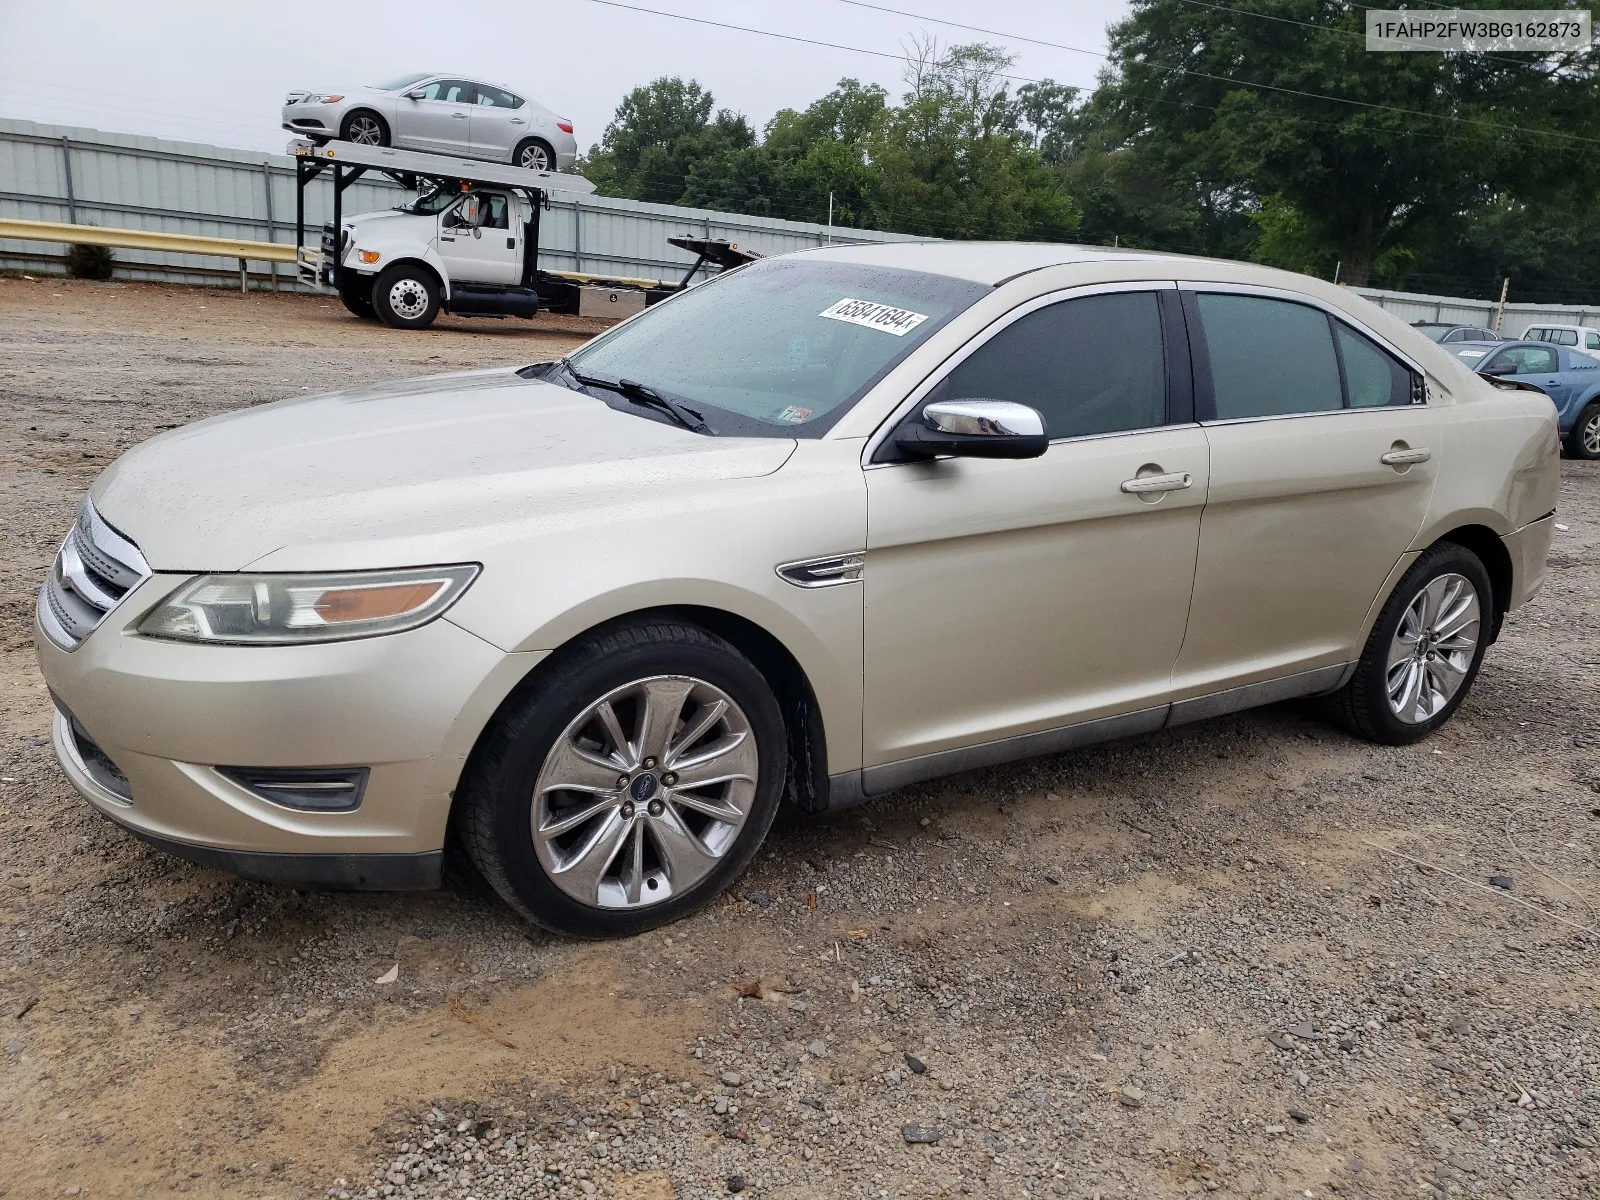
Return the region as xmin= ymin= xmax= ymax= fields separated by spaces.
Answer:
xmin=281 ymin=72 xmax=577 ymax=171
xmin=36 ymin=244 xmax=1559 ymax=937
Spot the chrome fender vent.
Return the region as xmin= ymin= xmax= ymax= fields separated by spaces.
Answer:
xmin=38 ymin=498 xmax=150 ymax=651
xmin=776 ymin=553 xmax=865 ymax=589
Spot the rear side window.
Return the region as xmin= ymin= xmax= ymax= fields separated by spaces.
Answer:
xmin=1553 ymin=329 xmax=1579 ymax=345
xmin=1335 ymin=324 xmax=1413 ymax=407
xmin=476 ymin=86 xmax=519 ymax=108
xmin=944 ymin=291 xmax=1168 ymax=439
xmin=1194 ymin=294 xmax=1342 ymax=419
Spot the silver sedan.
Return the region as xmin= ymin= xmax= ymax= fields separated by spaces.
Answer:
xmin=282 ymin=71 xmax=578 ymax=171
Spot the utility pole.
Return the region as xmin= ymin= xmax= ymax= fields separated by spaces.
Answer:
xmin=1333 ymin=260 xmax=1341 ymax=285
xmin=827 ymin=192 xmax=833 ymax=244
xmin=1494 ymin=276 xmax=1509 ymax=332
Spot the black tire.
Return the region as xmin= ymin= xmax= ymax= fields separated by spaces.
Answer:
xmin=513 ymin=137 xmax=556 ymax=172
xmin=1322 ymin=542 xmax=1493 ymax=745
xmin=1566 ymin=401 xmax=1600 ymax=459
xmin=338 ymin=284 xmax=376 ymax=320
xmin=456 ymin=620 xmax=787 ymax=937
xmin=370 ymin=263 xmax=440 ymax=330
xmin=340 ymin=110 xmax=389 ymax=146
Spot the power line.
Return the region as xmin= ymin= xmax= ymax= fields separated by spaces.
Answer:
xmin=827 ymin=0 xmax=1600 ymax=147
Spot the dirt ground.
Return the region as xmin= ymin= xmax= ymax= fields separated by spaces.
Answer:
xmin=0 ymin=275 xmax=1596 ymax=1200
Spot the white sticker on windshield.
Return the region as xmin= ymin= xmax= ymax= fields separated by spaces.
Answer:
xmin=1456 ymin=349 xmax=1488 ymax=359
xmin=818 ymin=297 xmax=929 ymax=336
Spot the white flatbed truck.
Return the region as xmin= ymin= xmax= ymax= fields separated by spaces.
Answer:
xmin=290 ymin=138 xmax=757 ymax=329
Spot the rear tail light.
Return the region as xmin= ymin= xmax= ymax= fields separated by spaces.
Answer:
xmin=557 ymin=120 xmax=573 ymax=133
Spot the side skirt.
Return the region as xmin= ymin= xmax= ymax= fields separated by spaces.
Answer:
xmin=823 ymin=662 xmax=1353 ymax=810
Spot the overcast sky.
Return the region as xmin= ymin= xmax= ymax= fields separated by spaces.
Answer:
xmin=0 ymin=0 xmax=1131 ymax=155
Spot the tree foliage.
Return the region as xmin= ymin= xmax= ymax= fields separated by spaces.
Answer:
xmin=580 ymin=5 xmax=1600 ymax=300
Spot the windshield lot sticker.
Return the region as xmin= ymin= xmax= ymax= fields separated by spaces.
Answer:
xmin=776 ymin=405 xmax=814 ymax=423
xmin=1455 ymin=349 xmax=1488 ymax=359
xmin=819 ymin=298 xmax=929 ymax=336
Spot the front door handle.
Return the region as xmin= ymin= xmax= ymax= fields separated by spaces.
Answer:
xmin=1380 ymin=447 xmax=1431 ymax=466
xmin=1120 ymin=471 xmax=1192 ymax=494
xmin=452 ymin=112 xmax=469 ymax=120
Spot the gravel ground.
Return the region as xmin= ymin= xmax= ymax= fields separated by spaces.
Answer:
xmin=0 ymin=275 xmax=1596 ymax=1200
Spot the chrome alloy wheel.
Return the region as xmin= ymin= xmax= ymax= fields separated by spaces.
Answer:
xmin=1385 ymin=572 xmax=1481 ymax=724
xmin=386 ymin=278 xmax=429 ymax=321
xmin=1582 ymin=409 xmax=1600 ymax=456
xmin=346 ymin=115 xmax=384 ymax=145
xmin=531 ymin=675 xmax=758 ymax=909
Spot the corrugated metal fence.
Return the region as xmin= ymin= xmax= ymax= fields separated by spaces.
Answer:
xmin=0 ymin=117 xmax=918 ymax=288
xmin=1347 ymin=285 xmax=1600 ymax=338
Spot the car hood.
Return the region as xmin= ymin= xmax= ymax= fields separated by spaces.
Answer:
xmin=91 ymin=369 xmax=797 ymax=571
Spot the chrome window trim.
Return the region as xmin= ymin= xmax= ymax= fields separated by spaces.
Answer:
xmin=860 ymin=279 xmax=1182 ymax=469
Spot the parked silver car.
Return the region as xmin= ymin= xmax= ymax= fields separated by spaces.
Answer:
xmin=282 ymin=72 xmax=577 ymax=171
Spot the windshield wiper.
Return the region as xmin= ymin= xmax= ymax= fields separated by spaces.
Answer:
xmin=565 ymin=362 xmax=712 ymax=434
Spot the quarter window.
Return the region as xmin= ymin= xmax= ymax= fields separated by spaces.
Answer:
xmin=1335 ymin=323 xmax=1414 ymax=407
xmin=942 ymin=292 xmax=1168 ymax=439
xmin=1195 ymin=294 xmax=1342 ymax=419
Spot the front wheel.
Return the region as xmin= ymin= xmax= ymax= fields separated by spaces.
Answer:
xmin=456 ymin=621 xmax=786 ymax=937
xmin=340 ymin=110 xmax=389 ymax=146
xmin=1567 ymin=402 xmax=1600 ymax=459
xmin=370 ymin=264 xmax=440 ymax=329
xmin=1323 ymin=543 xmax=1492 ymax=745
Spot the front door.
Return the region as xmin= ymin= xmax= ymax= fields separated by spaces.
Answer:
xmin=437 ymin=192 xmax=521 ymax=286
xmin=862 ymin=287 xmax=1208 ymax=778
xmin=1172 ymin=289 xmax=1441 ymax=698
xmin=400 ymin=79 xmax=476 ymax=154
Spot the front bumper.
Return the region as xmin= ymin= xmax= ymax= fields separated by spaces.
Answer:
xmin=37 ymin=574 xmax=543 ymax=887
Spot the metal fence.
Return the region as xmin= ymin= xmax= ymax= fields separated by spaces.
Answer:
xmin=0 ymin=117 xmax=918 ymax=288
xmin=1347 ymin=285 xmax=1600 ymax=338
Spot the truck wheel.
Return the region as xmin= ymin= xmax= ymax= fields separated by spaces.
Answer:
xmin=513 ymin=138 xmax=555 ymax=171
xmin=371 ymin=265 xmax=440 ymax=330
xmin=340 ymin=111 xmax=389 ymax=146
xmin=1566 ymin=402 xmax=1600 ymax=459
xmin=338 ymin=284 xmax=377 ymax=320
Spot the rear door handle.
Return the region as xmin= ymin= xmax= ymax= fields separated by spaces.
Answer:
xmin=1120 ymin=471 xmax=1192 ymax=494
xmin=511 ymin=117 xmax=526 ymax=124
xmin=1380 ymin=447 xmax=1431 ymax=466
xmin=452 ymin=112 xmax=469 ymax=120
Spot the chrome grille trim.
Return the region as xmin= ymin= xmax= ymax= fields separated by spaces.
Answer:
xmin=37 ymin=498 xmax=151 ymax=651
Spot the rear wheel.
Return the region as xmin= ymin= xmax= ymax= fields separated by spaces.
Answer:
xmin=513 ymin=138 xmax=555 ymax=172
xmin=1323 ymin=543 xmax=1492 ymax=745
xmin=1567 ymin=402 xmax=1600 ymax=459
xmin=456 ymin=620 xmax=786 ymax=937
xmin=340 ymin=110 xmax=389 ymax=146
xmin=371 ymin=264 xmax=440 ymax=329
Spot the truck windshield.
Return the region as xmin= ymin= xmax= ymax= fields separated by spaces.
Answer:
xmin=394 ymin=189 xmax=459 ymax=216
xmin=563 ymin=257 xmax=989 ymax=437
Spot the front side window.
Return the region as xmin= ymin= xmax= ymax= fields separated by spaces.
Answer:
xmin=1336 ymin=324 xmax=1413 ymax=407
xmin=1484 ymin=345 xmax=1559 ymax=374
xmin=562 ymin=258 xmax=989 ymax=437
xmin=1587 ymin=332 xmax=1600 ymax=350
xmin=416 ymin=79 xmax=474 ymax=103
xmin=942 ymin=292 xmax=1167 ymax=439
xmin=482 ymin=193 xmax=509 ymax=229
xmin=1195 ymin=294 xmax=1342 ymax=419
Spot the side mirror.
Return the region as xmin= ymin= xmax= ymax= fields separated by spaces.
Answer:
xmin=893 ymin=399 xmax=1049 ymax=460
xmin=404 ymin=89 xmax=427 ymax=100
xmin=1479 ymin=361 xmax=1514 ymax=375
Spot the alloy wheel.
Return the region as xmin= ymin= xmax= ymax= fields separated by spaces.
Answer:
xmin=519 ymin=144 xmax=551 ymax=171
xmin=531 ymin=675 xmax=758 ymax=909
xmin=1385 ymin=572 xmax=1480 ymax=724
xmin=347 ymin=116 xmax=383 ymax=145
xmin=386 ymin=279 xmax=429 ymax=320
xmin=1583 ymin=410 xmax=1600 ymax=456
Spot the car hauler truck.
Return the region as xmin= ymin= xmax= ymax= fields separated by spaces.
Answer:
xmin=290 ymin=138 xmax=757 ymax=329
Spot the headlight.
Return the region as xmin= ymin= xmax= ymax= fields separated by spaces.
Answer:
xmin=137 ymin=565 xmax=479 ymax=645
xmin=309 ymin=94 xmax=345 ymax=104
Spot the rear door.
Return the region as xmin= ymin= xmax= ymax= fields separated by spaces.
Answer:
xmin=1171 ymin=288 xmax=1440 ymax=701
xmin=469 ymin=84 xmax=525 ymax=161
xmin=398 ymin=79 xmax=476 ymax=153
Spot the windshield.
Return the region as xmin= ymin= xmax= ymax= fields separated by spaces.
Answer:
xmin=373 ymin=72 xmax=432 ymax=91
xmin=393 ymin=188 xmax=458 ymax=216
xmin=564 ymin=257 xmax=989 ymax=437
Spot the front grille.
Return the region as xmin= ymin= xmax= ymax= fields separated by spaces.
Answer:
xmin=37 ymin=498 xmax=150 ymax=651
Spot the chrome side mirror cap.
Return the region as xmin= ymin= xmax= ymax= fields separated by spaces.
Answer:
xmin=893 ymin=398 xmax=1049 ymax=460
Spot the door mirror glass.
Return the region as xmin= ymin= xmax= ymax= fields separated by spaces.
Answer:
xmin=456 ymin=195 xmax=483 ymax=227
xmin=893 ymin=399 xmax=1049 ymax=460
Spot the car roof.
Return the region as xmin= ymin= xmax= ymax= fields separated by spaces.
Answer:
xmin=793 ymin=240 xmax=1286 ymax=285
